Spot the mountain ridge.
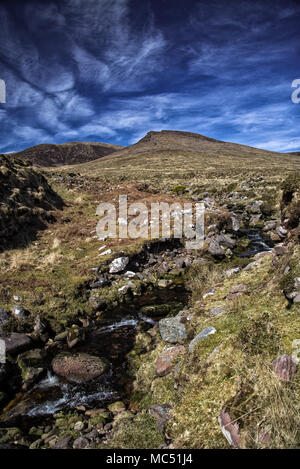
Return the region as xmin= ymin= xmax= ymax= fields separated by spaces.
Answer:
xmin=9 ymin=141 xmax=124 ymax=167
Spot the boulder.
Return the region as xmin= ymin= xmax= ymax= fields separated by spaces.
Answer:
xmin=272 ymin=354 xmax=298 ymax=382
xmin=159 ymin=313 xmax=187 ymax=344
xmin=4 ymin=333 xmax=32 ymax=355
xmin=217 ymin=233 xmax=236 ymax=249
xmin=52 ymin=352 xmax=108 ymax=384
xmin=53 ymin=435 xmax=73 ymax=449
xmin=156 ymin=346 xmax=185 ymax=377
xmin=73 ymin=437 xmax=89 ymax=449
xmin=208 ymin=238 xmax=225 ymax=258
xmin=109 ymin=257 xmax=129 ymax=274
xmin=17 ymin=349 xmax=46 ymax=387
xmin=189 ymin=326 xmax=216 ymax=352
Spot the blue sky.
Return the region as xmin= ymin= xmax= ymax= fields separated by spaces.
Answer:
xmin=0 ymin=0 xmax=300 ymax=153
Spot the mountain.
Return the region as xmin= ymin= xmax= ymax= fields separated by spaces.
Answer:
xmin=10 ymin=141 xmax=124 ymax=167
xmin=69 ymin=130 xmax=300 ymax=186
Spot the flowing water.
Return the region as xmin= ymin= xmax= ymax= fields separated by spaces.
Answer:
xmin=1 ymin=284 xmax=188 ymax=427
xmin=238 ymin=228 xmax=273 ymax=258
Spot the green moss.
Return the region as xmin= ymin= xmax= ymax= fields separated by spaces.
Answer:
xmin=171 ymin=185 xmax=187 ymax=194
xmin=102 ymin=413 xmax=164 ymax=449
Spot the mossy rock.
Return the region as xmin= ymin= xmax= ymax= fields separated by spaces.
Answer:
xmin=102 ymin=413 xmax=164 ymax=449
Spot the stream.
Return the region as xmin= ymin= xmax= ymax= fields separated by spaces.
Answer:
xmin=1 ymin=284 xmax=188 ymax=428
xmin=0 ymin=227 xmax=273 ymax=430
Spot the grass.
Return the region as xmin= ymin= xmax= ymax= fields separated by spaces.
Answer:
xmin=2 ymin=132 xmax=300 ymax=449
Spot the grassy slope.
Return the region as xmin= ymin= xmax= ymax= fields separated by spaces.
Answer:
xmin=1 ymin=131 xmax=300 ymax=448
xmin=49 ymin=131 xmax=300 ymax=190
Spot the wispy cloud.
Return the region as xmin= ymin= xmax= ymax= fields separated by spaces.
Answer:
xmin=0 ymin=0 xmax=300 ymax=153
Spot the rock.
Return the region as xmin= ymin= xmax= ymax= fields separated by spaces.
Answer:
xmin=89 ymin=297 xmax=106 ymax=311
xmin=209 ymin=307 xmax=224 ymax=317
xmin=243 ymin=261 xmax=258 ymax=271
xmin=33 ymin=315 xmax=47 ymax=335
xmin=108 ymin=401 xmax=126 ymax=414
xmin=149 ymin=404 xmax=172 ymax=432
xmin=53 ymin=435 xmax=73 ymax=449
xmin=254 ymin=251 xmax=272 ymax=260
xmin=208 ymin=238 xmax=225 ymax=257
xmin=274 ymin=245 xmax=288 ymax=256
xmin=52 ymin=352 xmax=108 ymax=384
xmin=99 ymin=249 xmax=112 ymax=256
xmin=73 ymin=436 xmax=89 ymax=449
xmin=226 ymin=292 xmax=244 ymax=300
xmin=293 ymin=294 xmax=300 ymax=303
xmin=217 ymin=233 xmax=236 ymax=249
xmin=276 ymin=226 xmax=288 ymax=238
xmin=270 ymin=231 xmax=281 ymax=242
xmin=4 ymin=333 xmax=32 ymax=355
xmin=294 ymin=277 xmax=300 ymax=289
xmin=85 ymin=408 xmax=109 ymax=419
xmin=203 ymin=288 xmax=216 ymax=299
xmin=90 ymin=276 xmax=109 ymax=288
xmin=159 ymin=313 xmax=187 ymax=344
xmin=74 ymin=421 xmax=85 ymax=432
xmin=225 ymin=267 xmax=240 ymax=277
xmin=231 ymin=216 xmax=241 ymax=232
xmin=124 ymin=271 xmax=136 ymax=279
xmin=189 ymin=326 xmax=216 ymax=352
xmin=0 ymin=309 xmax=10 ymax=335
xmin=12 ymin=306 xmax=27 ymax=320
xmin=118 ymin=281 xmax=135 ymax=295
xmin=272 ymin=354 xmax=298 ymax=382
xmin=175 ymin=257 xmax=186 ymax=268
xmin=246 ymin=200 xmax=262 ymax=214
xmin=263 ymin=221 xmax=277 ymax=232
xmin=218 ymin=409 xmax=240 ymax=448
xmin=17 ymin=349 xmax=46 ymax=387
xmin=229 ymin=284 xmax=247 ymax=294
xmin=109 ymin=257 xmax=129 ymax=274
xmin=156 ymin=346 xmax=185 ymax=377
xmin=249 ymin=214 xmax=262 ymax=227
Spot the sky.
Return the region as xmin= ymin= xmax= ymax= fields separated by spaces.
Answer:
xmin=0 ymin=0 xmax=300 ymax=153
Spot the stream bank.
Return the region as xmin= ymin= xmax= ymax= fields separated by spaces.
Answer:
xmin=0 ymin=212 xmax=279 ymax=448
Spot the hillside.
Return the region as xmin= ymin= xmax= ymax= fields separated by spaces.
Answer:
xmin=0 ymin=155 xmax=63 ymax=250
xmin=0 ymin=131 xmax=300 ymax=450
xmin=60 ymin=130 xmax=300 ymax=189
xmin=11 ymin=142 xmax=124 ymax=167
